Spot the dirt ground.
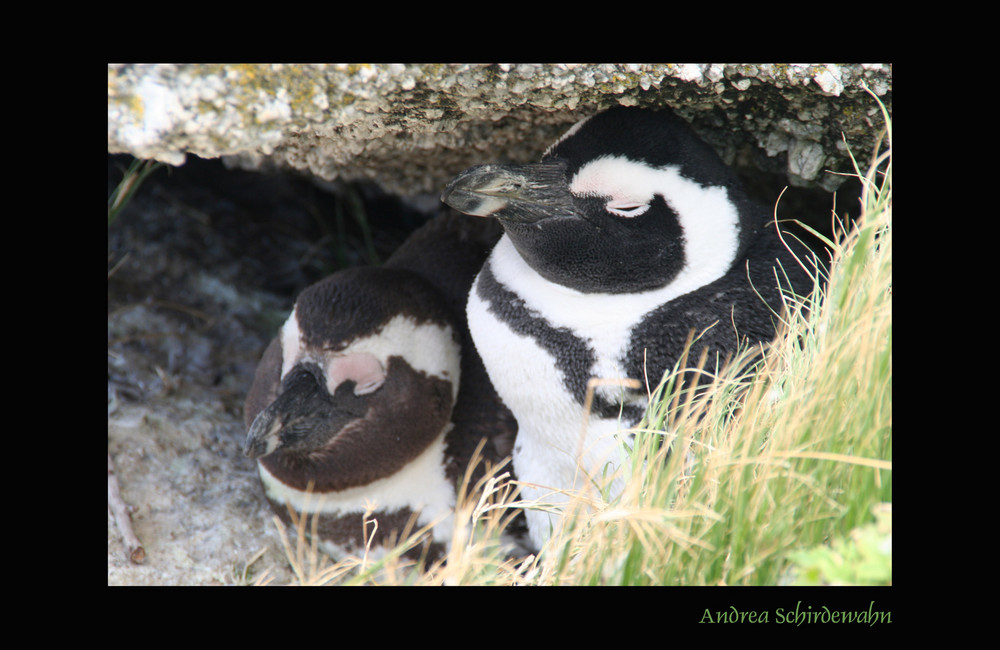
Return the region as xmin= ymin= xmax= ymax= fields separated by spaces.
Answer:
xmin=107 ymin=154 xmax=429 ymax=585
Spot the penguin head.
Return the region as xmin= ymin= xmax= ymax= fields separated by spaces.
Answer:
xmin=243 ymin=267 xmax=462 ymax=493
xmin=442 ymin=106 xmax=763 ymax=294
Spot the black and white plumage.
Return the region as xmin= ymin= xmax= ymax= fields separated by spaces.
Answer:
xmin=243 ymin=212 xmax=515 ymax=561
xmin=442 ymin=106 xmax=817 ymax=548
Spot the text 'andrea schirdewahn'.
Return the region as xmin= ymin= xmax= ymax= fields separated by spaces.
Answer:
xmin=700 ymin=601 xmax=891 ymax=626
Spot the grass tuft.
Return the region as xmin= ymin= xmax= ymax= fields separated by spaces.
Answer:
xmin=108 ymin=157 xmax=164 ymax=225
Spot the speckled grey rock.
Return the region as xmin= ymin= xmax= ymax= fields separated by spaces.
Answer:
xmin=107 ymin=63 xmax=891 ymax=193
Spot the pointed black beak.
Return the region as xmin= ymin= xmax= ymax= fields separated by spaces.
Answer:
xmin=441 ymin=160 xmax=578 ymax=224
xmin=244 ymin=364 xmax=362 ymax=459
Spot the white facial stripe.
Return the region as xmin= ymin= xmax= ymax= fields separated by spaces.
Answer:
xmin=346 ymin=315 xmax=460 ymax=396
xmin=570 ymin=156 xmax=741 ymax=291
xmin=570 ymin=155 xmax=658 ymax=204
xmin=279 ymin=306 xmax=301 ymax=379
xmin=282 ymin=310 xmax=461 ymax=403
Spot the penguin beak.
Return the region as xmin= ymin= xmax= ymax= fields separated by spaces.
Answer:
xmin=441 ymin=161 xmax=578 ymax=224
xmin=243 ymin=364 xmax=362 ymax=459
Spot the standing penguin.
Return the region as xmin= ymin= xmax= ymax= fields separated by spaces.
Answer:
xmin=442 ymin=106 xmax=817 ymax=548
xmin=243 ymin=211 xmax=516 ymax=561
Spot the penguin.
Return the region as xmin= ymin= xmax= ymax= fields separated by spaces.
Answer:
xmin=243 ymin=211 xmax=517 ymax=562
xmin=441 ymin=106 xmax=818 ymax=548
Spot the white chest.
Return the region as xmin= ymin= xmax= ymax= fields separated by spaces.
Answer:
xmin=468 ymin=238 xmax=670 ymax=546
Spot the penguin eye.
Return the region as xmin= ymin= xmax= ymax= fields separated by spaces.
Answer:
xmin=605 ymin=200 xmax=650 ymax=218
xmin=353 ymin=377 xmax=385 ymax=396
